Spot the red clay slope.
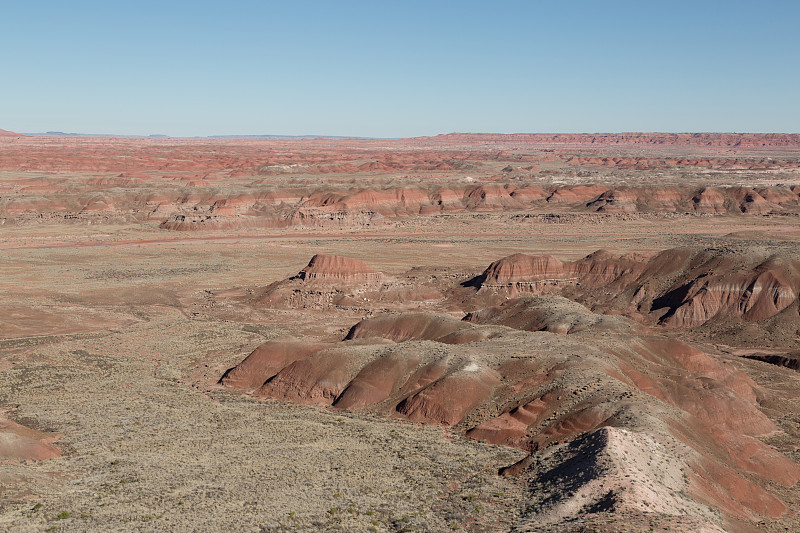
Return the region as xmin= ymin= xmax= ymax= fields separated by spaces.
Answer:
xmin=0 ymin=414 xmax=61 ymax=461
xmin=222 ymin=312 xmax=800 ymax=525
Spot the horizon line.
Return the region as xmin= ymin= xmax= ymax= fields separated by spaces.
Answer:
xmin=7 ymin=130 xmax=800 ymax=140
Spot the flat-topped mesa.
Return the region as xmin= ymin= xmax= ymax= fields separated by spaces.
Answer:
xmin=297 ymin=254 xmax=384 ymax=282
xmin=479 ymin=254 xmax=573 ymax=289
xmin=478 ymin=250 xmax=651 ymax=290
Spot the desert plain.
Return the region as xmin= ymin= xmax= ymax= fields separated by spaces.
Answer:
xmin=1 ymin=129 xmax=800 ymax=532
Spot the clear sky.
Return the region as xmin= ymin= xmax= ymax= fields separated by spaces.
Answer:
xmin=2 ymin=0 xmax=798 ymax=137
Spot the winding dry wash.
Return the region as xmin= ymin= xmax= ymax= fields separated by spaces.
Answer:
xmin=2 ymin=130 xmax=800 ymax=532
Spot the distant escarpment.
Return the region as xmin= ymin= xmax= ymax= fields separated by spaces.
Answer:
xmin=421 ymin=132 xmax=800 ymax=147
xmin=152 ymin=184 xmax=800 ymax=230
xmin=2 ymin=132 xmax=800 ymax=229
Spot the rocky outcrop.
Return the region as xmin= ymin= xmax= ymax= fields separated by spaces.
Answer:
xmin=479 ymin=254 xmax=570 ymax=288
xmin=692 ymin=188 xmax=729 ymax=213
xmin=474 ymin=247 xmax=800 ymax=330
xmin=654 ymin=254 xmax=800 ymax=327
xmin=474 ymin=250 xmax=646 ymax=297
xmin=297 ymin=254 xmax=383 ymax=282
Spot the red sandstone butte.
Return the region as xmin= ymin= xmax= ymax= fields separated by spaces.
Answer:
xmin=297 ymin=254 xmax=383 ymax=282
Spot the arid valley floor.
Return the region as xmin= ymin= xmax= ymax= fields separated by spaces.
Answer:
xmin=2 ymin=130 xmax=800 ymax=532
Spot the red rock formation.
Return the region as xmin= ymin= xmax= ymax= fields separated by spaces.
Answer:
xmin=475 ymin=247 xmax=800 ymax=330
xmin=333 ymin=352 xmax=421 ymax=409
xmin=297 ymin=254 xmax=383 ymax=282
xmin=462 ymin=184 xmax=522 ymax=210
xmin=255 ymin=348 xmax=355 ymax=406
xmin=570 ymin=249 xmax=648 ymax=285
xmin=509 ymin=185 xmax=548 ymax=202
xmin=396 ymin=363 xmax=501 ymax=425
xmin=658 ymin=255 xmax=800 ymax=327
xmin=586 ymin=189 xmax=639 ymax=212
xmin=758 ymin=186 xmax=800 ymax=206
xmin=480 ymin=254 xmax=568 ymax=285
xmin=427 ymin=188 xmax=465 ymax=213
xmin=349 ymin=188 xmax=430 ymax=215
xmin=221 ymin=305 xmax=800 ymax=524
xmin=219 ymin=338 xmax=329 ymax=390
xmin=546 ymin=185 xmax=608 ymax=205
xmin=2 ymin=132 xmax=800 ymax=229
xmin=648 ymin=187 xmax=686 ymax=210
xmin=732 ymin=188 xmax=779 ymax=214
xmin=692 ymin=188 xmax=729 ymax=213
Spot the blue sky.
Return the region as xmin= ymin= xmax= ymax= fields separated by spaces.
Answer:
xmin=2 ymin=1 xmax=798 ymax=136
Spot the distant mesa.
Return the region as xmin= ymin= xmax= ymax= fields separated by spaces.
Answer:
xmin=151 ymin=184 xmax=800 ymax=231
xmin=297 ymin=254 xmax=384 ymax=282
xmin=421 ymin=132 xmax=800 ymax=147
xmin=251 ymin=254 xmax=392 ymax=311
xmin=479 ymin=253 xmax=569 ymax=285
